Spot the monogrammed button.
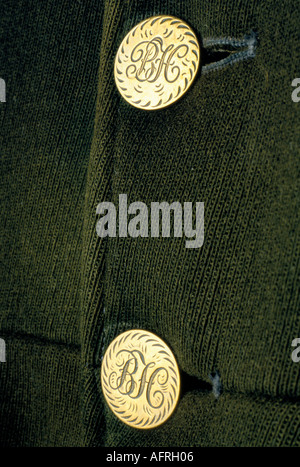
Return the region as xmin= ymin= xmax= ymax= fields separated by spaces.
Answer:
xmin=114 ymin=15 xmax=200 ymax=110
xmin=101 ymin=330 xmax=180 ymax=429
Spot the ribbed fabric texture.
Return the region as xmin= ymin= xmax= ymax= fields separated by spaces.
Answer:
xmin=1 ymin=0 xmax=299 ymax=446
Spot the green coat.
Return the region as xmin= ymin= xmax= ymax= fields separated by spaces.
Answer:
xmin=0 ymin=0 xmax=299 ymax=446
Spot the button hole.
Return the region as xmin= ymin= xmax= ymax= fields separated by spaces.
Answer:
xmin=202 ymin=49 xmax=233 ymax=65
xmin=201 ymin=30 xmax=258 ymax=74
xmin=180 ymin=371 xmax=212 ymax=395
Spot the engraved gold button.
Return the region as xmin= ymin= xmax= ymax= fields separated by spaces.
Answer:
xmin=101 ymin=330 xmax=180 ymax=429
xmin=114 ymin=15 xmax=200 ymax=110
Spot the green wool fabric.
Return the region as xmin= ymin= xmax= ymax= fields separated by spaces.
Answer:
xmin=1 ymin=0 xmax=299 ymax=447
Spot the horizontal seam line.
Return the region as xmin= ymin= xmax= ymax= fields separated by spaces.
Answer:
xmin=0 ymin=329 xmax=81 ymax=352
xmin=183 ymin=387 xmax=300 ymax=404
xmin=1 ymin=335 xmax=298 ymax=403
xmin=92 ymin=363 xmax=300 ymax=403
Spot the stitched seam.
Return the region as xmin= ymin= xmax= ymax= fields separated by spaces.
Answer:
xmin=183 ymin=387 xmax=300 ymax=404
xmin=0 ymin=329 xmax=81 ymax=352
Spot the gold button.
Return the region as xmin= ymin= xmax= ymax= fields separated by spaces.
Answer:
xmin=114 ymin=15 xmax=200 ymax=110
xmin=101 ymin=329 xmax=180 ymax=429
